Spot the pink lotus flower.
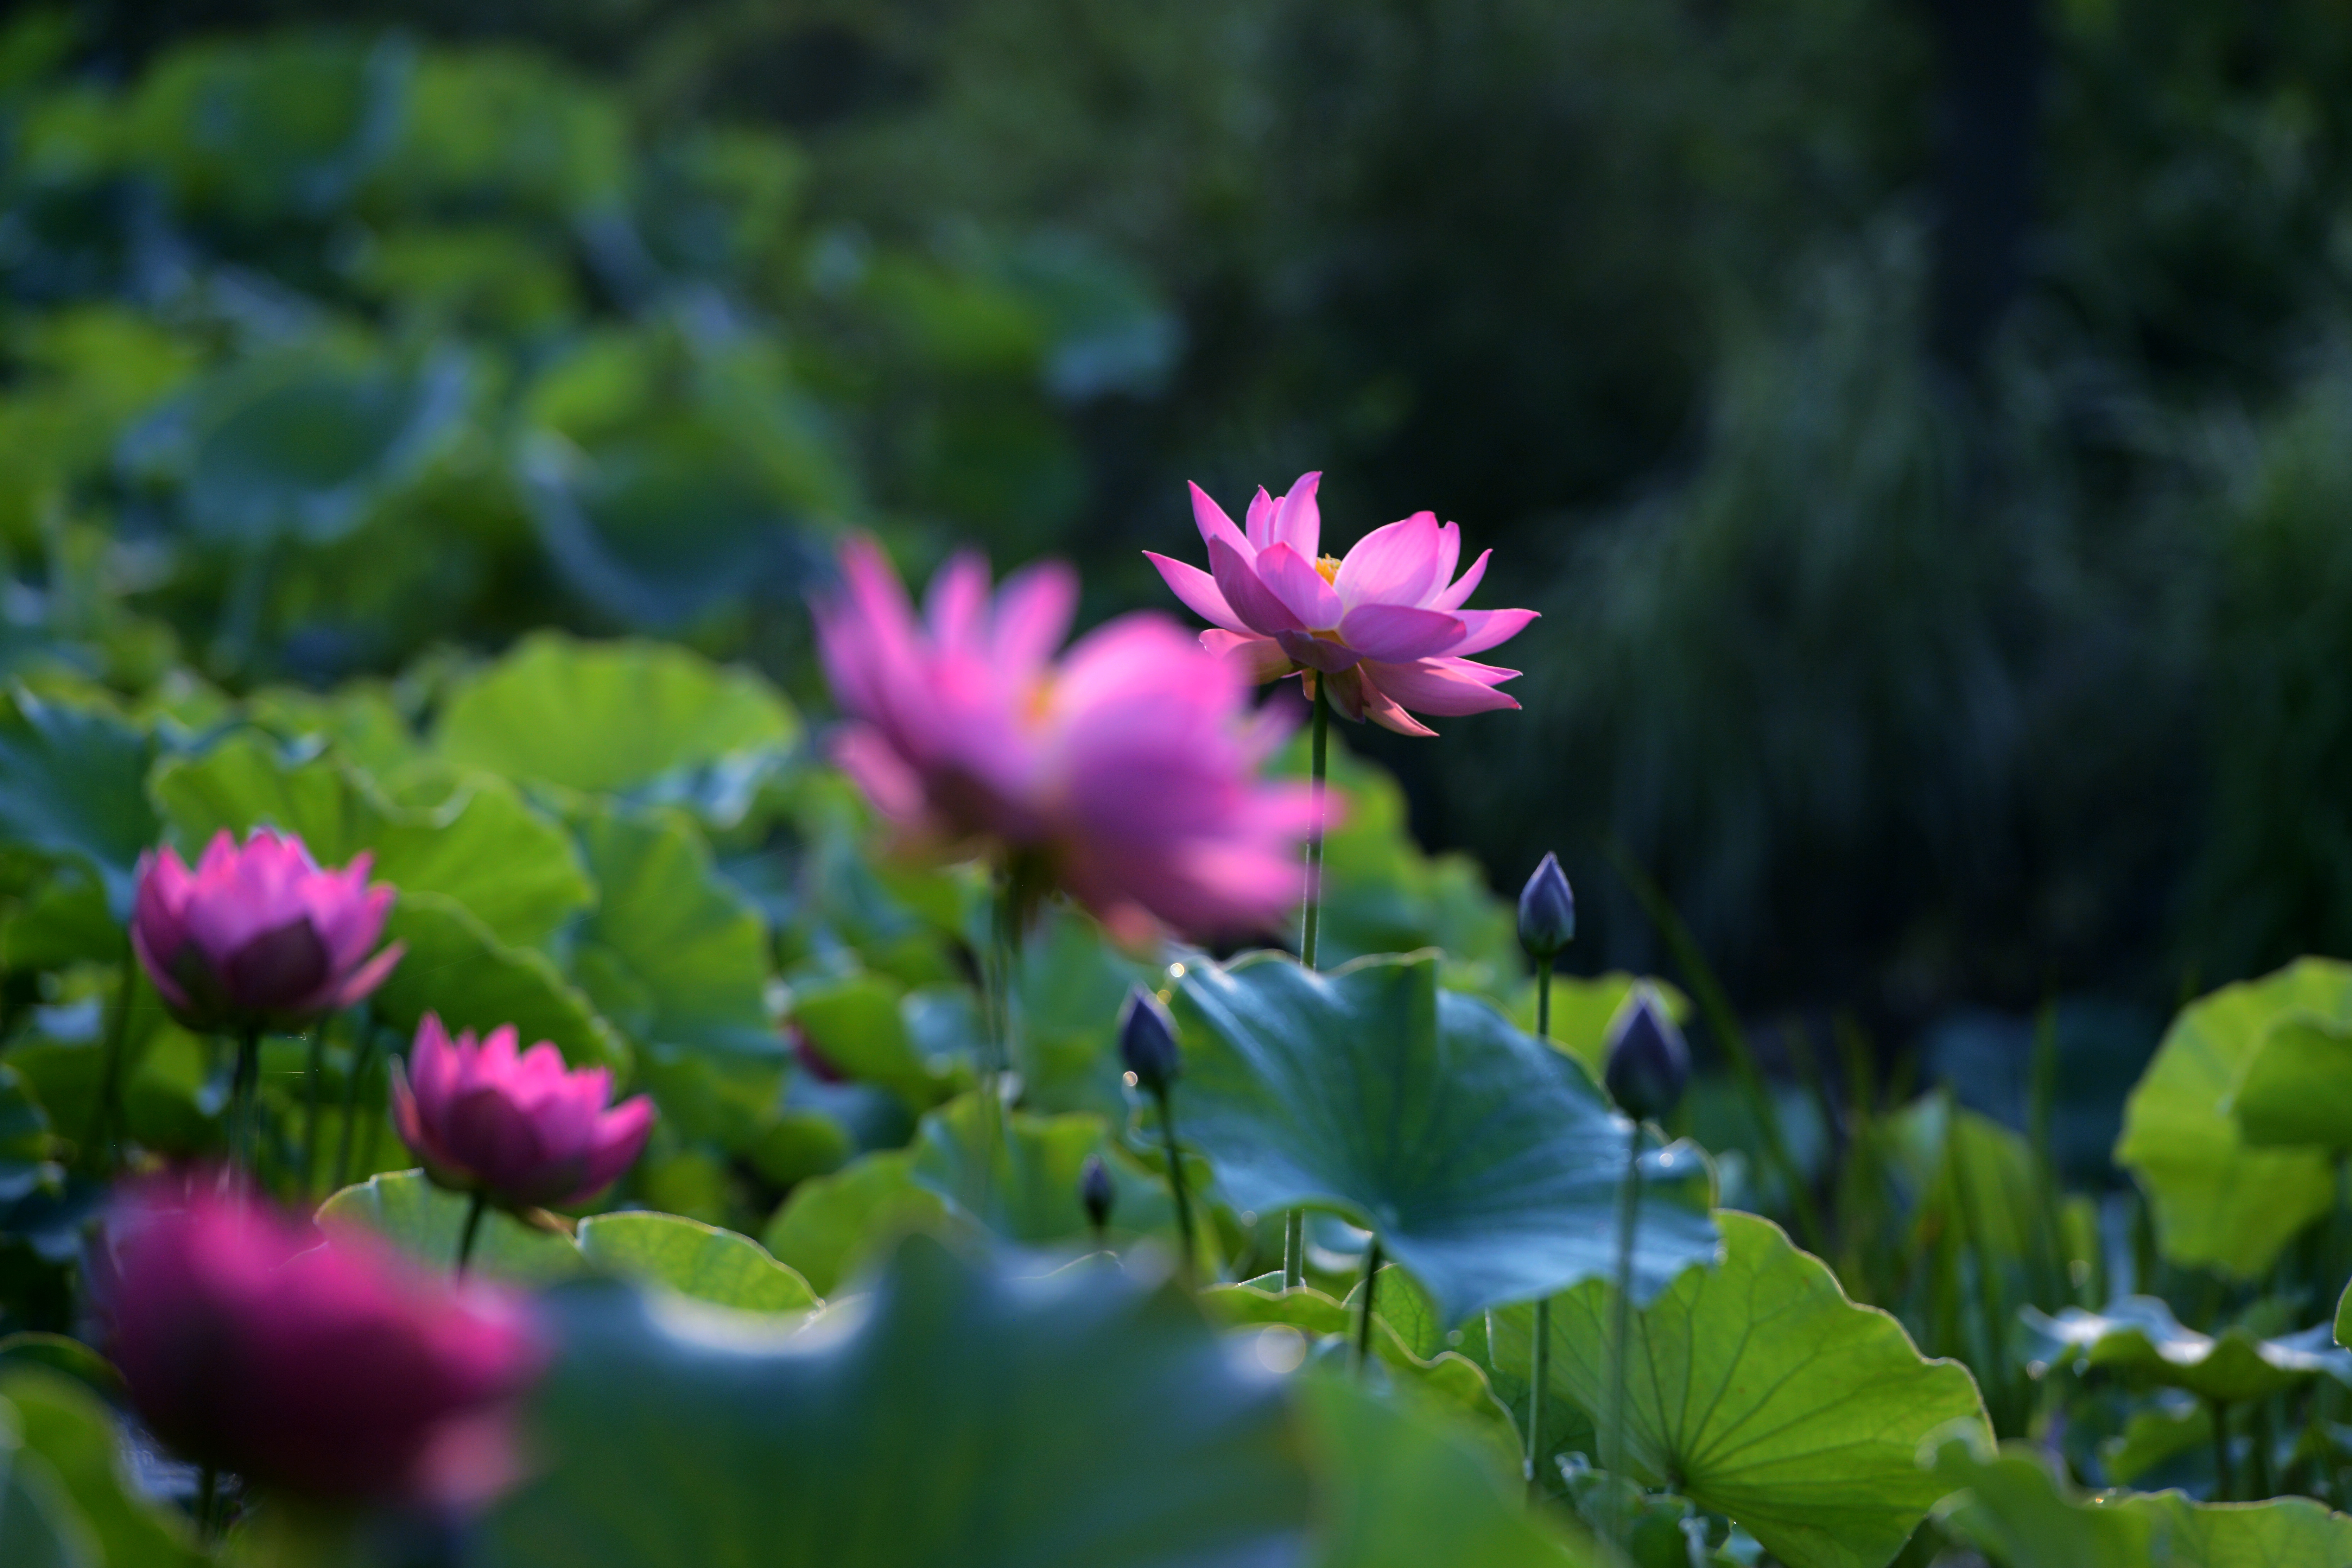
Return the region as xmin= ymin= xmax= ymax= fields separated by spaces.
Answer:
xmin=393 ymin=1015 xmax=655 ymax=1211
xmin=1145 ymin=472 xmax=1537 ymax=735
xmin=100 ymin=1178 xmax=544 ymax=1509
xmin=813 ymin=537 xmax=1322 ymax=941
xmin=131 ymin=828 xmax=404 ymax=1032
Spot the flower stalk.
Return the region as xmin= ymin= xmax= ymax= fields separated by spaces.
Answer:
xmin=83 ymin=948 xmax=136 ymax=1168
xmin=455 ymin=1190 xmax=488 ymax=1279
xmin=1351 ymin=1238 xmax=1383 ymax=1375
xmin=1604 ymin=1122 xmax=1641 ymax=1547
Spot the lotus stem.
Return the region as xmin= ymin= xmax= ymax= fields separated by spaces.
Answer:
xmin=299 ymin=1023 xmax=325 ymax=1202
xmin=455 ymin=1190 xmax=488 ymax=1279
xmin=2209 ymin=1398 xmax=2233 ymax=1502
xmin=230 ymin=1027 xmax=262 ymax=1177
xmin=83 ymin=947 xmax=135 ymax=1168
xmin=1528 ymin=963 xmax=1554 ymax=1500
xmin=1284 ymin=679 xmax=1331 ymax=1290
xmin=333 ymin=1021 xmax=379 ymax=1193
xmin=195 ymin=1462 xmax=218 ymax=1543
xmin=1153 ymin=1084 xmax=1197 ymax=1285
xmin=1352 ymin=1237 xmax=1382 ymax=1375
xmin=1605 ymin=1123 xmax=1642 ymax=1544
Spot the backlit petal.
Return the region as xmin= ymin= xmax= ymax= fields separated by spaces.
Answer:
xmin=1255 ymin=542 xmax=1343 ymax=628
xmin=1208 ymin=537 xmax=1304 ymax=636
xmin=1335 ymin=512 xmax=1443 ymax=607
xmin=1336 ymin=602 xmax=1465 ymax=662
xmin=1271 ymin=473 xmax=1322 ymax=557
xmin=1145 ymin=552 xmax=1245 ymax=631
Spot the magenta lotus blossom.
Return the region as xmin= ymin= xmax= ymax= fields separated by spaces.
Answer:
xmin=100 ymin=1179 xmax=544 ymax=1509
xmin=131 ymin=828 xmax=404 ymax=1032
xmin=393 ymin=1015 xmax=655 ymax=1211
xmin=813 ymin=537 xmax=1322 ymax=941
xmin=1144 ymin=472 xmax=1537 ymax=735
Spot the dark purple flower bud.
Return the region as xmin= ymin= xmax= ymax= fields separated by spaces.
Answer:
xmin=1604 ymin=985 xmax=1689 ymax=1122
xmin=1118 ymin=985 xmax=1181 ymax=1095
xmin=1517 ymin=852 xmax=1576 ymax=960
xmin=1080 ymin=1153 xmax=1115 ymax=1233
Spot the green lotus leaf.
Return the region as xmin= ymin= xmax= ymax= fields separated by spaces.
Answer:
xmin=1164 ymin=950 xmax=1720 ymax=1327
xmin=1299 ymin=1371 xmax=1597 ymax=1568
xmin=788 ymin=972 xmax=970 ymax=1112
xmin=2228 ymin=1012 xmax=2352 ymax=1150
xmin=568 ymin=803 xmax=778 ymax=1083
xmin=477 ymin=1234 xmax=1314 ymax=1568
xmin=1927 ymin=1430 xmax=2352 ymax=1567
xmin=2115 ymin=959 xmax=2347 ymax=1278
xmin=151 ymin=730 xmax=593 ymax=948
xmin=1541 ymin=1211 xmax=1990 ymax=1568
xmin=0 ymin=688 xmax=159 ymax=920
xmin=907 ymin=1092 xmax=1177 ymax=1250
xmin=370 ymin=891 xmax=626 ymax=1071
xmin=316 ymin=1169 xmax=587 ymax=1285
xmin=760 ymin=1149 xmax=951 ymax=1297
xmin=2022 ymin=1296 xmax=2351 ymax=1404
xmin=574 ymin=1210 xmax=817 ymax=1315
xmin=0 ymin=1399 xmax=95 ymax=1568
xmin=0 ymin=1366 xmax=198 ymax=1568
xmin=433 ymin=632 xmax=796 ymax=808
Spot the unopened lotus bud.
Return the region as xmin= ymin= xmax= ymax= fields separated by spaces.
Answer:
xmin=1118 ymin=985 xmax=1182 ymax=1095
xmin=1080 ymin=1153 xmax=1115 ymax=1233
xmin=1603 ymin=985 xmax=1689 ymax=1122
xmin=1516 ymin=852 xmax=1576 ymax=961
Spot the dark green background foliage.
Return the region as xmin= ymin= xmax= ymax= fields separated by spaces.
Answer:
xmin=16 ymin=0 xmax=2352 ymax=1033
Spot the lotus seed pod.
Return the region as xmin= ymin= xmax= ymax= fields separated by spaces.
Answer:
xmin=1516 ymin=852 xmax=1576 ymax=960
xmin=1603 ymin=985 xmax=1689 ymax=1122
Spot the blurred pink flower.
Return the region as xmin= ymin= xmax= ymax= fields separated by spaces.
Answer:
xmin=1144 ymin=472 xmax=1536 ymax=735
xmin=131 ymin=828 xmax=404 ymax=1032
xmin=813 ymin=537 xmax=1322 ymax=941
xmin=393 ymin=1015 xmax=655 ymax=1211
xmin=101 ymin=1177 xmax=544 ymax=1509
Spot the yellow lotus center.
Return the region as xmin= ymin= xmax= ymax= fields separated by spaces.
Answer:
xmin=1314 ymin=555 xmax=1342 ymax=583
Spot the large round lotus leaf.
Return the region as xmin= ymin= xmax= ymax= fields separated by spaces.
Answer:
xmin=759 ymin=1148 xmax=949 ymax=1297
xmin=1927 ymin=1431 xmax=2352 ymax=1567
xmin=0 ymin=1405 xmax=91 ymax=1568
xmin=369 ymin=891 xmax=626 ymax=1071
xmin=1164 ymin=951 xmax=1719 ymax=1327
xmin=1298 ymin=1373 xmax=1596 ymax=1568
xmin=433 ymin=632 xmax=795 ymax=800
xmin=0 ymin=1367 xmax=199 ymax=1568
xmin=0 ymin=690 xmax=158 ymax=920
xmin=2114 ymin=960 xmax=2347 ymax=1278
xmin=574 ymin=1211 xmax=816 ymax=1315
xmin=908 ymin=1093 xmax=1177 ymax=1251
xmin=151 ymin=730 xmax=592 ymax=948
xmin=1542 ymin=1212 xmax=1990 ymax=1568
xmin=2022 ymin=1296 xmax=2350 ymax=1404
xmin=2227 ymin=1012 xmax=2352 ymax=1150
xmin=317 ymin=1169 xmax=586 ymax=1285
xmin=478 ymin=1236 xmax=1314 ymax=1568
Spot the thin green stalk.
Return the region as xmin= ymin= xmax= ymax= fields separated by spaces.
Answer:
xmin=2210 ymin=1399 xmax=2233 ymax=1502
xmin=1943 ymin=1089 xmax=2010 ymax=1432
xmin=1284 ymin=680 xmax=1331 ymax=1290
xmin=1605 ymin=839 xmax=1822 ymax=1251
xmin=196 ymin=1462 xmax=218 ymax=1544
xmin=1154 ymin=1085 xmax=1197 ymax=1284
xmin=455 ymin=1191 xmax=488 ymax=1278
xmin=1351 ymin=1238 xmax=1383 ymax=1374
xmin=1604 ymin=1123 xmax=1643 ymax=1545
xmin=83 ymin=947 xmax=136 ymax=1167
xmin=1300 ymin=679 xmax=1331 ymax=968
xmin=2249 ymin=1397 xmax=2275 ymax=1500
xmin=975 ymin=877 xmax=1016 ymax=1223
xmin=298 ymin=1024 xmax=326 ymax=1201
xmin=230 ymin=1028 xmax=262 ymax=1177
xmin=1528 ymin=963 xmax=1554 ymax=1499
xmin=333 ymin=1025 xmax=380 ymax=1193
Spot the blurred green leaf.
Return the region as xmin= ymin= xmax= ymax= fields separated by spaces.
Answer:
xmin=1165 ymin=950 xmax=1719 ymax=1326
xmin=788 ymin=972 xmax=969 ymax=1112
xmin=369 ymin=891 xmax=625 ymax=1071
xmin=907 ymin=1092 xmax=1174 ymax=1250
xmin=0 ymin=688 xmax=158 ymax=920
xmin=759 ymin=1149 xmax=948 ymax=1297
xmin=1542 ymin=1211 xmax=1991 ymax=1568
xmin=316 ymin=1168 xmax=585 ymax=1284
xmin=434 ymin=633 xmax=796 ymax=804
xmin=0 ymin=1367 xmax=197 ymax=1568
xmin=1925 ymin=1433 xmax=2150 ymax=1568
xmin=477 ymin=1236 xmax=1314 ymax=1568
xmin=2115 ymin=959 xmax=2345 ymax=1278
xmin=575 ymin=1210 xmax=817 ymax=1314
xmin=2227 ymin=1012 xmax=2352 ymax=1150
xmin=2023 ymin=1296 xmax=2350 ymax=1404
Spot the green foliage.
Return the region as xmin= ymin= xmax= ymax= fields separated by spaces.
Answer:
xmin=0 ymin=690 xmax=159 ymax=920
xmin=1541 ymin=1212 xmax=1991 ymax=1568
xmin=477 ymin=1236 xmax=1315 ymax=1568
xmin=1165 ymin=950 xmax=1720 ymax=1325
xmin=317 ymin=1169 xmax=586 ymax=1283
xmin=0 ymin=1367 xmax=199 ymax=1568
xmin=2115 ymin=959 xmax=2345 ymax=1278
xmin=573 ymin=1211 xmax=817 ymax=1314
xmin=759 ymin=1150 xmax=949 ymax=1297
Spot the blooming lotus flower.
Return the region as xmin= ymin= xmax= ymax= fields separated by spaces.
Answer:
xmin=813 ymin=537 xmax=1321 ymax=941
xmin=131 ymin=828 xmax=404 ymax=1033
xmin=100 ymin=1179 xmax=544 ymax=1509
xmin=393 ymin=1015 xmax=655 ymax=1211
xmin=1145 ymin=472 xmax=1537 ymax=735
